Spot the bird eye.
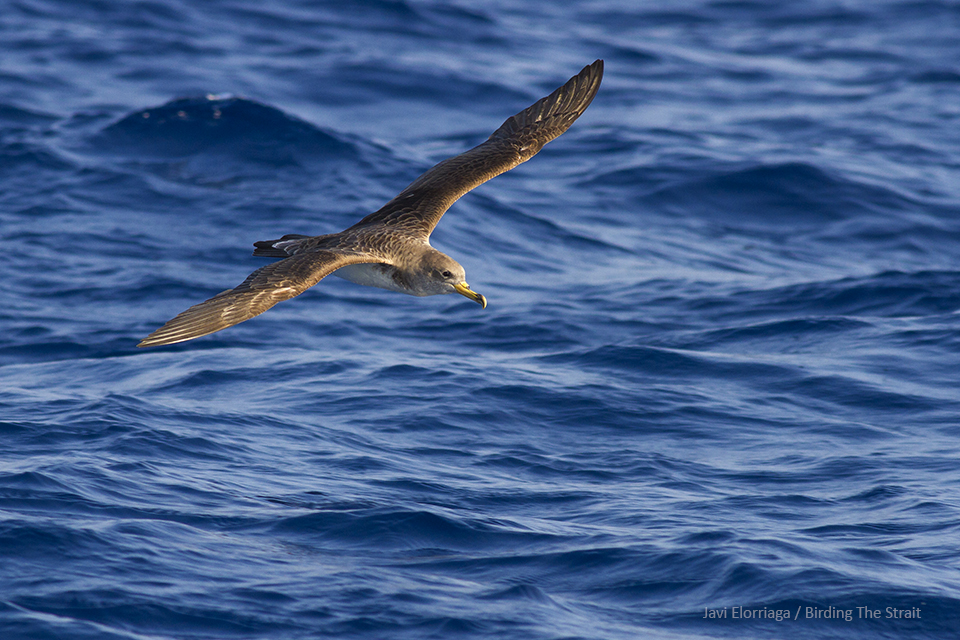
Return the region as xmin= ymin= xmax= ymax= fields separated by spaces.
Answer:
xmin=441 ymin=270 xmax=453 ymax=279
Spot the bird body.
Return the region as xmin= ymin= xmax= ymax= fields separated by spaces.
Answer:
xmin=139 ymin=60 xmax=603 ymax=347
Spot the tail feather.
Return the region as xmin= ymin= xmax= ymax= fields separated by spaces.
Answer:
xmin=253 ymin=233 xmax=311 ymax=257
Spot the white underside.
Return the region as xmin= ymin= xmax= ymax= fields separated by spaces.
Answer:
xmin=334 ymin=263 xmax=417 ymax=295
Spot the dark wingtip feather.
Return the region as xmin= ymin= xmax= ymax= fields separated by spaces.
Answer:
xmin=137 ymin=293 xmax=235 ymax=347
xmin=491 ymin=59 xmax=604 ymax=143
xmin=138 ymin=251 xmax=363 ymax=347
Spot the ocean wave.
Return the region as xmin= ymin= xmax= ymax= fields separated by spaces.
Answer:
xmin=92 ymin=95 xmax=362 ymax=178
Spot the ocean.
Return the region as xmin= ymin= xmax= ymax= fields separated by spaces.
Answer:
xmin=1 ymin=1 xmax=959 ymax=638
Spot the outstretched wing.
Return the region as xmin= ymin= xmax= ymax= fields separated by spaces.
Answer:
xmin=350 ymin=59 xmax=603 ymax=235
xmin=138 ymin=251 xmax=373 ymax=347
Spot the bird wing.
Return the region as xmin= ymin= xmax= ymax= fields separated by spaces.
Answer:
xmin=349 ymin=59 xmax=603 ymax=236
xmin=138 ymin=251 xmax=375 ymax=347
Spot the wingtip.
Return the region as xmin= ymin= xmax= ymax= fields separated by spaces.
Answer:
xmin=136 ymin=333 xmax=157 ymax=348
xmin=550 ymin=59 xmax=604 ymax=124
xmin=136 ymin=321 xmax=223 ymax=348
xmin=579 ymin=59 xmax=604 ymax=107
xmin=136 ymin=333 xmax=180 ymax=348
xmin=581 ymin=59 xmax=604 ymax=82
xmin=137 ymin=336 xmax=174 ymax=348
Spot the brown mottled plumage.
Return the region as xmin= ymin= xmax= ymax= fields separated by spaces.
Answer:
xmin=138 ymin=60 xmax=603 ymax=347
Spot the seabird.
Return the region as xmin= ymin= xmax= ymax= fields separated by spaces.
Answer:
xmin=138 ymin=60 xmax=603 ymax=347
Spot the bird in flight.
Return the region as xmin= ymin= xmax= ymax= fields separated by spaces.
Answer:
xmin=139 ymin=60 xmax=603 ymax=347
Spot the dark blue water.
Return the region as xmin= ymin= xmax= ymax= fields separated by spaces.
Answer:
xmin=2 ymin=1 xmax=959 ymax=638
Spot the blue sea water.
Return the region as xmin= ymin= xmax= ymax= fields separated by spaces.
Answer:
xmin=2 ymin=0 xmax=960 ymax=638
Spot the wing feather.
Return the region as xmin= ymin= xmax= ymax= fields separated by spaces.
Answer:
xmin=349 ymin=59 xmax=603 ymax=234
xmin=138 ymin=251 xmax=372 ymax=347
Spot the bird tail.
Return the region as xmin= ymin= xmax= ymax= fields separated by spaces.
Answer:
xmin=252 ymin=234 xmax=311 ymax=257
